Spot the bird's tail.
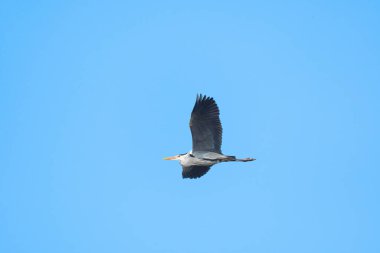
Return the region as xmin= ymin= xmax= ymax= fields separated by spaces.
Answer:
xmin=225 ymin=156 xmax=256 ymax=162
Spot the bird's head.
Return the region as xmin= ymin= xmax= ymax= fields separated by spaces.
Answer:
xmin=163 ymin=153 xmax=186 ymax=161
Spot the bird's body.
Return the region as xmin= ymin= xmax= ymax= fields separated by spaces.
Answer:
xmin=177 ymin=152 xmax=232 ymax=167
xmin=164 ymin=94 xmax=255 ymax=179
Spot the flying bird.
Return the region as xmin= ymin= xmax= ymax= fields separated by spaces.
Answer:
xmin=164 ymin=94 xmax=255 ymax=179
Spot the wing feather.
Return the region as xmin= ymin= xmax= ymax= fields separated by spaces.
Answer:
xmin=182 ymin=166 xmax=211 ymax=179
xmin=189 ymin=94 xmax=223 ymax=153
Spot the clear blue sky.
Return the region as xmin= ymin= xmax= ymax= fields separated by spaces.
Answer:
xmin=1 ymin=1 xmax=379 ymax=252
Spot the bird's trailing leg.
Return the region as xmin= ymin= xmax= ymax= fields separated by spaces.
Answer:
xmin=223 ymin=156 xmax=256 ymax=162
xmin=235 ymin=157 xmax=256 ymax=162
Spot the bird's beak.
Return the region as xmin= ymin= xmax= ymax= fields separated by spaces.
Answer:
xmin=163 ymin=156 xmax=177 ymax=160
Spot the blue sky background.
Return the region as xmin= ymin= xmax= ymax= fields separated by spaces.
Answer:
xmin=1 ymin=1 xmax=379 ymax=252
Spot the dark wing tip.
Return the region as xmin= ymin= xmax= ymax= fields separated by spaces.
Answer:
xmin=193 ymin=94 xmax=219 ymax=115
xmin=196 ymin=94 xmax=215 ymax=105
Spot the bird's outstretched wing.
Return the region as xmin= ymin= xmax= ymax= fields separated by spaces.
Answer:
xmin=182 ymin=165 xmax=211 ymax=179
xmin=190 ymin=94 xmax=222 ymax=153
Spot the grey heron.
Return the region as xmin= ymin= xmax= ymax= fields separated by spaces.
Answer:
xmin=164 ymin=94 xmax=255 ymax=179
